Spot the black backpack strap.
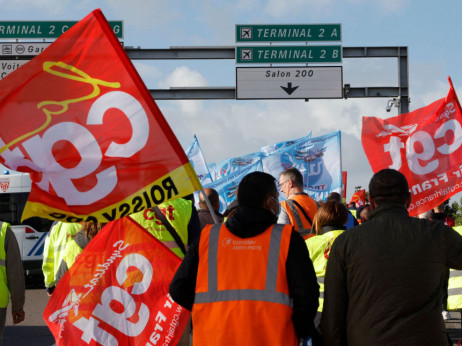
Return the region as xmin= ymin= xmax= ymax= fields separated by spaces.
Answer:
xmin=153 ymin=206 xmax=186 ymax=256
xmin=286 ymin=199 xmax=314 ymax=236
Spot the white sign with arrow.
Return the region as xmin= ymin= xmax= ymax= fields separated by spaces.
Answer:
xmin=236 ymin=66 xmax=343 ymax=100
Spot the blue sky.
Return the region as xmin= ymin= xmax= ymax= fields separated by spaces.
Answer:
xmin=1 ymin=0 xmax=462 ymax=202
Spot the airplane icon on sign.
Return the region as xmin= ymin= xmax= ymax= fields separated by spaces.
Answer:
xmin=241 ymin=49 xmax=253 ymax=61
xmin=240 ymin=27 xmax=252 ymax=39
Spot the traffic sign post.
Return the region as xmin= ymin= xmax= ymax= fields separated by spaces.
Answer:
xmin=0 ymin=21 xmax=123 ymax=39
xmin=236 ymin=24 xmax=341 ymax=42
xmin=236 ymin=45 xmax=342 ymax=64
xmin=236 ymin=66 xmax=343 ymax=99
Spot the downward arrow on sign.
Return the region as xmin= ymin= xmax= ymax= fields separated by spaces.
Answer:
xmin=281 ymin=82 xmax=299 ymax=95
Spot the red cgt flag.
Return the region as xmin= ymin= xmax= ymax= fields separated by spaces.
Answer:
xmin=362 ymin=78 xmax=462 ymax=216
xmin=0 ymin=9 xmax=201 ymax=223
xmin=349 ymin=189 xmax=366 ymax=208
xmin=43 ymin=216 xmax=190 ymax=345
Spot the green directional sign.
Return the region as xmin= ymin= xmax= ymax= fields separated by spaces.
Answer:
xmin=236 ymin=24 xmax=341 ymax=42
xmin=0 ymin=21 xmax=123 ymax=39
xmin=236 ymin=45 xmax=342 ymax=64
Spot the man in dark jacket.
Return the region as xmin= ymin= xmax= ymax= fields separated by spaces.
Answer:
xmin=321 ymin=169 xmax=462 ymax=345
xmin=170 ymin=171 xmax=320 ymax=344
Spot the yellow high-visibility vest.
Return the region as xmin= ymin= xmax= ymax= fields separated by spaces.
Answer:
xmin=130 ymin=199 xmax=191 ymax=258
xmin=42 ymin=222 xmax=81 ymax=288
xmin=306 ymin=229 xmax=344 ymax=311
xmin=448 ymin=226 xmax=462 ymax=310
xmin=0 ymin=221 xmax=11 ymax=308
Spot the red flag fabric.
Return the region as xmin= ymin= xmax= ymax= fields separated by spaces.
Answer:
xmin=362 ymin=78 xmax=462 ymax=216
xmin=342 ymin=171 xmax=347 ymax=201
xmin=0 ymin=9 xmax=201 ymax=223
xmin=43 ymin=216 xmax=189 ymax=345
xmin=349 ymin=189 xmax=366 ymax=208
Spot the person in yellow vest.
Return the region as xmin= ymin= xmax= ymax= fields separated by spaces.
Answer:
xmin=129 ymin=197 xmax=201 ymax=258
xmin=170 ymin=171 xmax=321 ymax=345
xmin=42 ymin=221 xmax=81 ymax=295
xmin=0 ymin=221 xmax=25 ymax=344
xmin=306 ymin=200 xmax=348 ymax=315
xmin=448 ymin=225 xmax=462 ymax=312
xmin=130 ymin=197 xmax=200 ymax=346
xmin=278 ymin=167 xmax=317 ymax=239
xmin=54 ymin=222 xmax=104 ymax=284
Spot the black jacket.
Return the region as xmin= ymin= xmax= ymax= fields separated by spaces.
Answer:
xmin=169 ymin=205 xmax=320 ymax=340
xmin=321 ymin=203 xmax=462 ymax=346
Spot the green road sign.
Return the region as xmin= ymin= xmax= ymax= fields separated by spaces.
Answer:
xmin=236 ymin=24 xmax=341 ymax=42
xmin=236 ymin=45 xmax=342 ymax=64
xmin=0 ymin=21 xmax=123 ymax=39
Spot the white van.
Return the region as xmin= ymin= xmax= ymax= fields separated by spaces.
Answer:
xmin=0 ymin=172 xmax=53 ymax=277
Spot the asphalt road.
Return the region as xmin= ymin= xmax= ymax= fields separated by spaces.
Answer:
xmin=3 ymin=279 xmax=55 ymax=346
xmin=3 ymin=279 xmax=462 ymax=345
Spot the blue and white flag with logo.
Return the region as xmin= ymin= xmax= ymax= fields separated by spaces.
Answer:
xmin=214 ymin=152 xmax=263 ymax=180
xmin=186 ymin=135 xmax=213 ymax=185
xmin=205 ymin=160 xmax=263 ymax=212
xmin=260 ymin=131 xmax=312 ymax=156
xmin=262 ymin=131 xmax=342 ymax=201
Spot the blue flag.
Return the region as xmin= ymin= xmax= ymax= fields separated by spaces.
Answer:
xmin=186 ymin=135 xmax=213 ymax=185
xmin=260 ymin=131 xmax=312 ymax=156
xmin=205 ymin=160 xmax=263 ymax=212
xmin=262 ymin=131 xmax=342 ymax=201
xmin=214 ymin=152 xmax=263 ymax=180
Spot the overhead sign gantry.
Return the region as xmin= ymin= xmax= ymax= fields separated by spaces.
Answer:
xmin=235 ymin=23 xmax=343 ymax=100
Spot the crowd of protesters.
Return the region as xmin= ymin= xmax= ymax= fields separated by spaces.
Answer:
xmin=35 ymin=166 xmax=462 ymax=346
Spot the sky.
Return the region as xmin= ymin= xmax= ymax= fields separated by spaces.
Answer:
xmin=1 ymin=0 xmax=462 ymax=203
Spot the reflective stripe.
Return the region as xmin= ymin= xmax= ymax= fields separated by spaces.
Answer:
xmin=163 ymin=240 xmax=180 ymax=249
xmin=197 ymin=224 xmax=291 ymax=307
xmin=265 ymin=224 xmax=282 ymax=290
xmin=208 ymin=224 xmax=220 ymax=293
xmin=195 ymin=289 xmax=291 ymax=306
xmin=319 ymin=291 xmax=324 ymax=299
xmin=0 ymin=259 xmax=4 ymax=267
xmin=55 ymin=244 xmax=66 ymax=252
xmin=448 ymin=287 xmax=462 ymax=296
xmin=286 ymin=200 xmax=305 ymax=231
xmin=317 ymin=276 xmax=325 ymax=284
xmin=450 ymin=270 xmax=462 ymax=279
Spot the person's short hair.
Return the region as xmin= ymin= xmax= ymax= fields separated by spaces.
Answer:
xmin=326 ymin=192 xmax=343 ymax=203
xmin=223 ymin=200 xmax=239 ymax=217
xmin=238 ymin=171 xmax=277 ymax=208
xmin=369 ymin=169 xmax=410 ymax=205
xmin=199 ymin=188 xmax=220 ymax=211
xmin=280 ymin=167 xmax=304 ymax=187
xmin=313 ymin=201 xmax=348 ymax=234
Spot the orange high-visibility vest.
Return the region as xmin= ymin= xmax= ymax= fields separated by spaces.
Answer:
xmin=281 ymin=194 xmax=317 ymax=239
xmin=192 ymin=223 xmax=297 ymax=346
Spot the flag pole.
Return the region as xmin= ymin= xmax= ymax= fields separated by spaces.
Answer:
xmin=199 ymin=188 xmax=219 ymax=224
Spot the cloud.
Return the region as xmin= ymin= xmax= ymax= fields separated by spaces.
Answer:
xmin=159 ymin=66 xmax=208 ymax=88
xmin=376 ymin=0 xmax=411 ymax=13
xmin=102 ymin=0 xmax=180 ymax=30
xmin=264 ymin=0 xmax=334 ymax=17
xmin=157 ymin=67 xmax=208 ymax=115
xmin=0 ymin=0 xmax=73 ymax=16
xmin=133 ymin=62 xmax=163 ymax=82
